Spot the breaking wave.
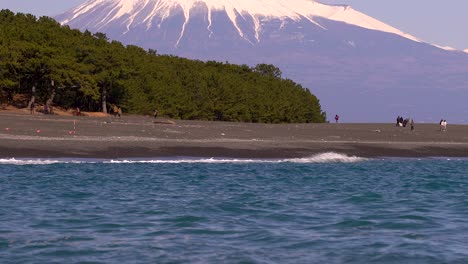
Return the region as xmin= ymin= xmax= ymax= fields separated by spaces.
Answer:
xmin=0 ymin=153 xmax=366 ymax=165
xmin=108 ymin=153 xmax=367 ymax=164
xmin=0 ymin=158 xmax=87 ymax=165
xmin=284 ymin=152 xmax=368 ymax=163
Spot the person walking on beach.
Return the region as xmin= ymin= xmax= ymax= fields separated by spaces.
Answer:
xmin=153 ymin=109 xmax=158 ymax=119
xmin=118 ymin=107 xmax=122 ymax=118
xmin=410 ymin=118 xmax=415 ymax=131
xmin=441 ymin=120 xmax=447 ymax=132
xmin=335 ymin=114 xmax=339 ymax=123
xmin=113 ymin=105 xmax=119 ymax=117
xmin=403 ymin=118 xmax=408 ymax=127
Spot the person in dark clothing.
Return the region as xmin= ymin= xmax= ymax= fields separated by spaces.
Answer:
xmin=403 ymin=118 xmax=409 ymax=127
xmin=30 ymin=102 xmax=35 ymax=115
xmin=335 ymin=114 xmax=339 ymax=123
xmin=153 ymin=109 xmax=158 ymax=119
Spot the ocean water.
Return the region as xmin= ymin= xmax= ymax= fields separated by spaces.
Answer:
xmin=1 ymin=153 xmax=468 ymax=264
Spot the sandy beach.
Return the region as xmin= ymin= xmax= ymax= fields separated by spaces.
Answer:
xmin=1 ymin=111 xmax=468 ymax=159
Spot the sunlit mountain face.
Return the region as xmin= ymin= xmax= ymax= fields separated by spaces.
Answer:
xmin=57 ymin=0 xmax=468 ymax=122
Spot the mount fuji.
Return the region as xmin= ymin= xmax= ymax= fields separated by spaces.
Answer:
xmin=56 ymin=0 xmax=468 ymax=123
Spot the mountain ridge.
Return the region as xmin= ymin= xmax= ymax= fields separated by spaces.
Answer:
xmin=58 ymin=0 xmax=421 ymax=46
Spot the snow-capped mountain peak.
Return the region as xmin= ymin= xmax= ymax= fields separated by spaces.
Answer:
xmin=59 ymin=0 xmax=420 ymax=44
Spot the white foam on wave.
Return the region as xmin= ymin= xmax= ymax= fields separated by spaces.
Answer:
xmin=284 ymin=152 xmax=368 ymax=163
xmin=0 ymin=153 xmax=367 ymax=165
xmin=107 ymin=158 xmax=260 ymax=164
xmin=0 ymin=158 xmax=87 ymax=165
xmin=108 ymin=152 xmax=367 ymax=164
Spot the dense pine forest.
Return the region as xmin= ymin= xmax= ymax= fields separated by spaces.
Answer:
xmin=0 ymin=10 xmax=326 ymax=123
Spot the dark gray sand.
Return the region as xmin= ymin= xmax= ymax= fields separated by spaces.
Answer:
xmin=1 ymin=112 xmax=467 ymax=158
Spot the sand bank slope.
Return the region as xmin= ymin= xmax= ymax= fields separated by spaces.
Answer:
xmin=1 ymin=112 xmax=467 ymax=158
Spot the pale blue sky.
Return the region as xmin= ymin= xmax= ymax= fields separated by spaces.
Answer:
xmin=1 ymin=0 xmax=467 ymax=50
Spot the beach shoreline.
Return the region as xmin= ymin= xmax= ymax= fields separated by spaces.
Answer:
xmin=1 ymin=112 xmax=468 ymax=159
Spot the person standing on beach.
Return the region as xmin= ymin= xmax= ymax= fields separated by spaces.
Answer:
xmin=153 ymin=109 xmax=158 ymax=119
xmin=410 ymin=118 xmax=415 ymax=131
xmin=335 ymin=114 xmax=339 ymax=123
xmin=118 ymin=107 xmax=122 ymax=118
xmin=113 ymin=105 xmax=119 ymax=117
xmin=30 ymin=102 xmax=35 ymax=115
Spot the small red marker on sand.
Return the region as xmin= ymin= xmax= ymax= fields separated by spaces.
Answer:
xmin=5 ymin=128 xmax=10 ymax=131
xmin=68 ymin=131 xmax=74 ymax=135
xmin=36 ymin=129 xmax=41 ymax=133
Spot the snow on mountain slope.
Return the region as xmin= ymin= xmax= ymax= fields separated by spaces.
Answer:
xmin=58 ymin=0 xmax=420 ymax=44
xmin=433 ymin=44 xmax=457 ymax=51
xmin=464 ymin=49 xmax=468 ymax=53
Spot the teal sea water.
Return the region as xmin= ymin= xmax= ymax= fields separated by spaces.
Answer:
xmin=1 ymin=153 xmax=468 ymax=263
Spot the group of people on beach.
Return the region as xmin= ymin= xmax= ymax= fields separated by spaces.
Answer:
xmin=440 ymin=119 xmax=448 ymax=132
xmin=396 ymin=116 xmax=415 ymax=131
xmin=395 ymin=116 xmax=449 ymax=132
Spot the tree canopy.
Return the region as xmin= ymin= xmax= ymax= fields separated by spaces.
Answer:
xmin=0 ymin=10 xmax=326 ymax=123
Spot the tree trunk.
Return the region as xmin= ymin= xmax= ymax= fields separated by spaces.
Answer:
xmin=27 ymin=84 xmax=36 ymax=110
xmin=46 ymin=86 xmax=56 ymax=114
xmin=102 ymin=85 xmax=107 ymax=114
